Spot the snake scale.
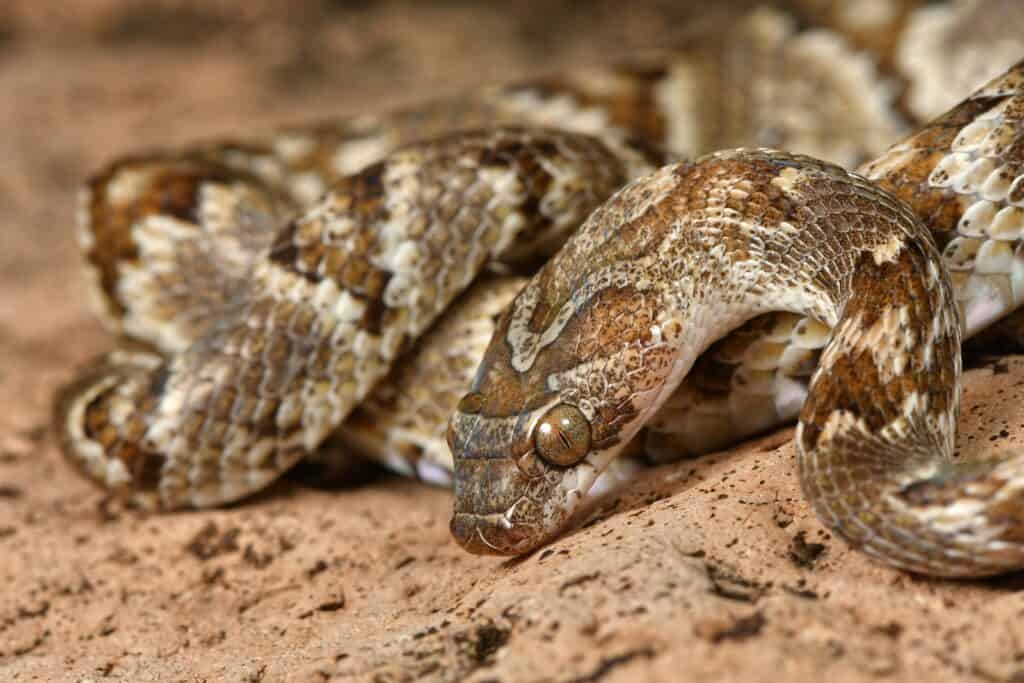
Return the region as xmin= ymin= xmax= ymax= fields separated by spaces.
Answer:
xmin=55 ymin=1 xmax=1024 ymax=576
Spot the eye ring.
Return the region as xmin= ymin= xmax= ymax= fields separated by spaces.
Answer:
xmin=534 ymin=403 xmax=591 ymax=467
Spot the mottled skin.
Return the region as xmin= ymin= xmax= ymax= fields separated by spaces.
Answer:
xmin=53 ymin=2 xmax=1024 ymax=576
xmin=450 ymin=152 xmax=946 ymax=557
xmin=58 ymin=128 xmax=657 ymax=509
xmin=451 ymin=62 xmax=1024 ymax=576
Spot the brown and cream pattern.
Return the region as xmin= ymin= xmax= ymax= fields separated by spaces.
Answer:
xmin=55 ymin=1 xmax=1024 ymax=576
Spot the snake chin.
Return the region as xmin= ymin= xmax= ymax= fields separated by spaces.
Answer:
xmin=448 ymin=450 xmax=573 ymax=555
xmin=449 ymin=454 xmax=646 ymax=555
xmin=449 ymin=511 xmax=540 ymax=556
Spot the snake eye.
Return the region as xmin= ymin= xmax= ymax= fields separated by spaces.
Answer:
xmin=534 ymin=404 xmax=591 ymax=467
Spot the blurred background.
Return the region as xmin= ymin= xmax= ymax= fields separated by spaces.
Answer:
xmin=0 ymin=0 xmax=945 ymax=234
xmin=1 ymin=0 xmax=747 ymax=216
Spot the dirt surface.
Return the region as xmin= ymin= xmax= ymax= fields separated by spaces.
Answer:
xmin=4 ymin=1 xmax=1024 ymax=681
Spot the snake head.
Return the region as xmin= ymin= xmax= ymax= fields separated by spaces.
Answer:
xmin=447 ymin=164 xmax=694 ymax=555
xmin=447 ymin=239 xmax=683 ymax=554
xmin=447 ymin=389 xmax=586 ymax=555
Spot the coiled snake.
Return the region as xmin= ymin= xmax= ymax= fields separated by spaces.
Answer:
xmin=55 ymin=3 xmax=1024 ymax=576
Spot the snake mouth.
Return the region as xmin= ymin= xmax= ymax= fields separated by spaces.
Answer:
xmin=449 ymin=511 xmax=540 ymax=555
xmin=449 ymin=461 xmax=642 ymax=555
xmin=449 ymin=446 xmax=637 ymax=555
xmin=449 ymin=429 xmax=572 ymax=556
xmin=449 ymin=459 xmax=564 ymax=555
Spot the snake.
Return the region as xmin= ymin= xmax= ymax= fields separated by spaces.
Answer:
xmin=54 ymin=1 xmax=1024 ymax=576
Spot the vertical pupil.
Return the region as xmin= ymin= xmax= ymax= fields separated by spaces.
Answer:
xmin=534 ymin=404 xmax=591 ymax=467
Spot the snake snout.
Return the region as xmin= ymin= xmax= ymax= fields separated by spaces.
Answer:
xmin=449 ymin=512 xmax=521 ymax=555
xmin=450 ymin=443 xmax=562 ymax=555
xmin=449 ymin=458 xmax=539 ymax=555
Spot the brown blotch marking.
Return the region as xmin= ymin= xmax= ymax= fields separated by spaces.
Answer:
xmin=86 ymin=156 xmax=270 ymax=315
xmin=272 ymin=161 xmax=389 ymax=295
xmin=471 ymin=134 xmax=563 ymax=253
xmin=514 ymin=163 xmax=682 ymax=339
xmin=897 ymin=464 xmax=1024 ymax=547
xmin=358 ymin=296 xmax=389 ymax=336
xmin=979 ymin=490 xmax=1024 ymax=546
xmin=898 ymin=466 xmax=990 ymax=508
xmin=688 ymin=154 xmax=800 ymax=266
xmin=267 ymin=218 xmax=327 ymax=285
xmin=266 ymin=158 xmax=397 ymax=338
xmin=799 ymin=244 xmax=957 ymax=452
xmin=125 ymin=445 xmax=167 ymax=491
xmin=348 ymin=158 xmax=387 ymax=204
xmin=71 ymin=375 xmax=166 ymax=492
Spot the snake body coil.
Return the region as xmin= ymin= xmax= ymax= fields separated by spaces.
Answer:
xmin=55 ymin=3 xmax=1024 ymax=576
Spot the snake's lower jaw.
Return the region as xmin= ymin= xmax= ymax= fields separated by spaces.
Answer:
xmin=449 ymin=512 xmax=542 ymax=555
xmin=450 ymin=450 xmax=570 ymax=555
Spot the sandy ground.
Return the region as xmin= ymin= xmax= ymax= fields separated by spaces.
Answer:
xmin=4 ymin=1 xmax=1024 ymax=681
